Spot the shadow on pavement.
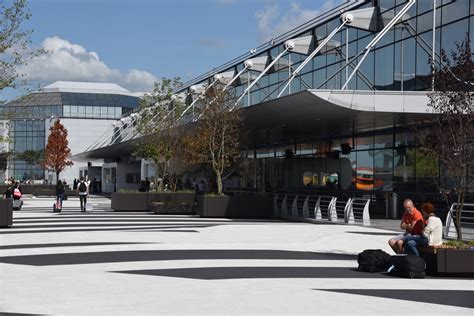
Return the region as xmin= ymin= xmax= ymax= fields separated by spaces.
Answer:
xmin=0 ymin=249 xmax=357 ymax=266
xmin=318 ymin=289 xmax=474 ymax=309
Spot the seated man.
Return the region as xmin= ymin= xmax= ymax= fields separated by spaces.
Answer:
xmin=388 ymin=199 xmax=424 ymax=254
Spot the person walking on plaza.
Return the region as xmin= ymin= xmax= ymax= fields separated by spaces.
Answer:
xmin=55 ymin=180 xmax=65 ymax=212
xmin=388 ymin=199 xmax=424 ymax=254
xmin=77 ymin=177 xmax=89 ymax=212
xmin=404 ymin=202 xmax=443 ymax=257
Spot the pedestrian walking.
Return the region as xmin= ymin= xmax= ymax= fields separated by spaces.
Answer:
xmin=77 ymin=177 xmax=89 ymax=212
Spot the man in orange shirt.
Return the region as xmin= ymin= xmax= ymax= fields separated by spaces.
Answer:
xmin=388 ymin=199 xmax=424 ymax=254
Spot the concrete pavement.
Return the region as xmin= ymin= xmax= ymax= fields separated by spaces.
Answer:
xmin=0 ymin=196 xmax=472 ymax=315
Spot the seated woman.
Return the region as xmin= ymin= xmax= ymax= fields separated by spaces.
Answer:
xmin=405 ymin=202 xmax=443 ymax=257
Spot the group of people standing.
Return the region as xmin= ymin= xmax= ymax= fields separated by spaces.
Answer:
xmin=388 ymin=199 xmax=443 ymax=257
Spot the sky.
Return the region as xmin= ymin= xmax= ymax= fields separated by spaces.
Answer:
xmin=3 ymin=0 xmax=342 ymax=100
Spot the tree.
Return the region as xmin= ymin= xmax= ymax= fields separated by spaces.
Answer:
xmin=417 ymin=36 xmax=474 ymax=240
xmin=1 ymin=0 xmax=44 ymax=96
xmin=183 ymin=83 xmax=243 ymax=195
xmin=41 ymin=120 xmax=73 ymax=181
xmin=134 ymin=77 xmax=184 ymax=192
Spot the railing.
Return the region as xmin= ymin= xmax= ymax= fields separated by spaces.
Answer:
xmin=444 ymin=203 xmax=474 ymax=241
xmin=273 ymin=192 xmax=370 ymax=226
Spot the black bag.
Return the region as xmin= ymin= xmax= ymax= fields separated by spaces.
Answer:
xmin=357 ymin=249 xmax=392 ymax=272
xmin=390 ymin=255 xmax=426 ymax=278
xmin=78 ymin=182 xmax=87 ymax=193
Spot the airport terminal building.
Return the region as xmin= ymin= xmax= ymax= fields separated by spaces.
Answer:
xmin=77 ymin=0 xmax=473 ymax=214
xmin=2 ymin=81 xmax=140 ymax=184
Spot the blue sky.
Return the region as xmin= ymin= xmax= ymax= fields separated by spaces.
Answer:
xmin=5 ymin=0 xmax=341 ymax=99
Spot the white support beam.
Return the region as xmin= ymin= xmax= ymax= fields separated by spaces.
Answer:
xmin=341 ymin=0 xmax=416 ymax=90
xmin=235 ymin=41 xmax=294 ymax=106
xmin=278 ymin=16 xmax=350 ymax=98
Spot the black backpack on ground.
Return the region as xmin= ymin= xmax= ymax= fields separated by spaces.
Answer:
xmin=389 ymin=255 xmax=426 ymax=278
xmin=357 ymin=249 xmax=392 ymax=272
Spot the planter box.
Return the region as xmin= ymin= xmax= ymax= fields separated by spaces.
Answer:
xmin=420 ymin=246 xmax=474 ymax=276
xmin=226 ymin=194 xmax=273 ymax=218
xmin=151 ymin=202 xmax=193 ymax=215
xmin=111 ymin=192 xmax=196 ymax=212
xmin=111 ymin=192 xmax=148 ymax=211
xmin=196 ymin=194 xmax=273 ymax=218
xmin=196 ymin=195 xmax=230 ymax=217
xmin=0 ymin=199 xmax=13 ymax=227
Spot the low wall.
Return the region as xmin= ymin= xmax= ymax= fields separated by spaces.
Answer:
xmin=0 ymin=185 xmax=75 ymax=196
xmin=111 ymin=192 xmax=196 ymax=212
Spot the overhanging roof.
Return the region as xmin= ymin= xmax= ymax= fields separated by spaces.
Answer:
xmin=74 ymin=89 xmax=431 ymax=161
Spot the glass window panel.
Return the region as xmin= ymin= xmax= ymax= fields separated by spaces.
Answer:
xmin=355 ymin=150 xmax=374 ymax=191
xmin=85 ymin=106 xmax=93 ymax=118
xmin=415 ymin=148 xmax=439 ymax=192
xmin=417 ymin=0 xmax=432 ymax=15
xmin=301 ymin=73 xmax=312 ymax=89
xmin=393 ymin=147 xmax=415 ymax=191
xmin=93 ymin=106 xmax=100 ymax=116
xmin=290 ymin=75 xmax=301 ymax=93
xmin=375 ymin=45 xmax=394 ymax=90
xmin=394 ymin=37 xmax=416 ymax=91
xmin=374 ymin=149 xmax=393 ymax=191
xmin=380 ymin=0 xmax=395 ymax=11
xmin=100 ymin=106 xmax=108 ymax=118
xmin=374 ymin=134 xmax=393 ymax=149
xmin=471 ymin=17 xmax=474 ymax=48
xmin=442 ymin=0 xmax=469 ymax=25
xmin=115 ymin=107 xmax=122 ymax=117
xmin=356 ymin=135 xmax=373 ymax=150
xmin=441 ymin=19 xmax=469 ymax=55
xmin=70 ymin=105 xmax=77 ymax=116
xmin=357 ymin=51 xmax=374 ymax=90
xmin=415 ymin=35 xmax=433 ymax=90
xmin=77 ymin=105 xmax=85 ymax=116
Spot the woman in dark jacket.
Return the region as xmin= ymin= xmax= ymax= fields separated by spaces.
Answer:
xmin=55 ymin=180 xmax=65 ymax=211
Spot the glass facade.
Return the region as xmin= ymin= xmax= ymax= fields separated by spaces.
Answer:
xmin=10 ymin=120 xmax=46 ymax=180
xmin=178 ymin=1 xmax=473 ymax=199
xmin=3 ymin=90 xmax=140 ymax=180
xmin=185 ymin=0 xmax=473 ymax=105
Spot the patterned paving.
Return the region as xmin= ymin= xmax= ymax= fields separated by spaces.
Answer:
xmin=0 ymin=197 xmax=472 ymax=315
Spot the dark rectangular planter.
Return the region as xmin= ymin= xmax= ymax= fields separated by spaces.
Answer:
xmin=147 ymin=193 xmax=175 ymax=210
xmin=111 ymin=192 xmax=148 ymax=211
xmin=420 ymin=247 xmax=474 ymax=276
xmin=0 ymin=199 xmax=13 ymax=227
xmin=174 ymin=192 xmax=196 ymax=205
xmin=226 ymin=195 xmax=273 ymax=218
xmin=196 ymin=195 xmax=230 ymax=217
xmin=111 ymin=192 xmax=196 ymax=212
xmin=151 ymin=202 xmax=194 ymax=215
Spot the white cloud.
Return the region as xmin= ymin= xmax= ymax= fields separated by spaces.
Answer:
xmin=255 ymin=0 xmax=340 ymax=43
xmin=21 ymin=36 xmax=157 ymax=92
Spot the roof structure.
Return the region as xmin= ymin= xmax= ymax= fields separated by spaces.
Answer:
xmin=43 ymin=81 xmax=132 ymax=95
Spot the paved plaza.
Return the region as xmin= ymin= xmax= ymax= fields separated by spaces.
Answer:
xmin=0 ymin=197 xmax=473 ymax=315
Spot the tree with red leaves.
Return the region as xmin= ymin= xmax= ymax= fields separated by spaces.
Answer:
xmin=42 ymin=119 xmax=73 ymax=181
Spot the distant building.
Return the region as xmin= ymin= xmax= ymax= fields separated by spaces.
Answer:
xmin=2 ymin=81 xmax=141 ymax=184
